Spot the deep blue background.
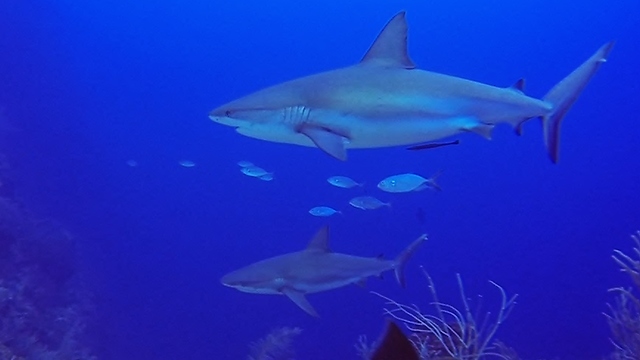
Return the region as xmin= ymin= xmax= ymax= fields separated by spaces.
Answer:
xmin=1 ymin=0 xmax=639 ymax=359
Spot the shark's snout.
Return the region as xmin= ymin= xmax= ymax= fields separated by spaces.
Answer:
xmin=208 ymin=109 xmax=248 ymax=128
xmin=220 ymin=271 xmax=240 ymax=286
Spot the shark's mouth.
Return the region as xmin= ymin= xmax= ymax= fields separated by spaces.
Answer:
xmin=208 ymin=114 xmax=250 ymax=128
xmin=209 ymin=108 xmax=279 ymax=127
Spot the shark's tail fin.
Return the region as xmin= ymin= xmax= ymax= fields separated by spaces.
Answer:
xmin=394 ymin=234 xmax=427 ymax=287
xmin=541 ymin=41 xmax=614 ymax=163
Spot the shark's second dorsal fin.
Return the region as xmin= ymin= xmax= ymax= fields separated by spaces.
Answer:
xmin=360 ymin=11 xmax=416 ymax=69
xmin=509 ymin=78 xmax=526 ymax=93
xmin=306 ymin=226 xmax=331 ymax=252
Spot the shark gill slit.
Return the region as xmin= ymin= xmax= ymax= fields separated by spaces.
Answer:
xmin=284 ymin=106 xmax=311 ymax=128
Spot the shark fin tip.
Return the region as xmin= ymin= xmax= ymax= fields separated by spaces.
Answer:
xmin=360 ymin=11 xmax=415 ymax=69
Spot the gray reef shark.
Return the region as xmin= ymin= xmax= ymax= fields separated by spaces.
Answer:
xmin=209 ymin=11 xmax=613 ymax=162
xmin=220 ymin=226 xmax=426 ymax=317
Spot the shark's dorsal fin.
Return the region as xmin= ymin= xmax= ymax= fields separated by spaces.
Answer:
xmin=360 ymin=11 xmax=416 ymax=69
xmin=306 ymin=226 xmax=331 ymax=252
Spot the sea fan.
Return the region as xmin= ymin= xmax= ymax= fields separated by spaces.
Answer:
xmin=605 ymin=230 xmax=640 ymax=359
xmin=372 ymin=267 xmax=518 ymax=360
xmin=247 ymin=326 xmax=302 ymax=360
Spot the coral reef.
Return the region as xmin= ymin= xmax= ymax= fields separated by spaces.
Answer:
xmin=605 ymin=230 xmax=640 ymax=359
xmin=246 ymin=327 xmax=302 ymax=360
xmin=0 ymin=155 xmax=95 ymax=359
xmin=371 ymin=267 xmax=518 ymax=360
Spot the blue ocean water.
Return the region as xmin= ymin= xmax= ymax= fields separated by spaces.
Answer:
xmin=1 ymin=0 xmax=639 ymax=359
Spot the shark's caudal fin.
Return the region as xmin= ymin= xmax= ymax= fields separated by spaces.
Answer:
xmin=394 ymin=234 xmax=427 ymax=287
xmin=542 ymin=41 xmax=615 ymax=163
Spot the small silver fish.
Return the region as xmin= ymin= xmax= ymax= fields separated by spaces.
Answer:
xmin=241 ymin=166 xmax=273 ymax=178
xmin=377 ymin=171 xmax=442 ymax=193
xmin=179 ymin=160 xmax=196 ymax=168
xmin=259 ymin=173 xmax=274 ymax=181
xmin=308 ymin=206 xmax=341 ymax=217
xmin=327 ymin=176 xmax=363 ymax=189
xmin=237 ymin=160 xmax=254 ymax=168
xmin=349 ymin=196 xmax=390 ymax=210
xmin=126 ymin=159 xmax=138 ymax=167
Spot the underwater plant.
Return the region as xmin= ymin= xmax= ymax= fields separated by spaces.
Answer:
xmin=0 ymin=156 xmax=95 ymax=359
xmin=371 ymin=267 xmax=518 ymax=359
xmin=246 ymin=326 xmax=302 ymax=360
xmin=605 ymin=230 xmax=640 ymax=359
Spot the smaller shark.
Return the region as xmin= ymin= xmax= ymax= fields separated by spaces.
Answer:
xmin=220 ymin=226 xmax=426 ymax=317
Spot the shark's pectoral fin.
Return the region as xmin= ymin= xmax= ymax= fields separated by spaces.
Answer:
xmin=298 ymin=126 xmax=348 ymax=161
xmin=282 ymin=288 xmax=319 ymax=317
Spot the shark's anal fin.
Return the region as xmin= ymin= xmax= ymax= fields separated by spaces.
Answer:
xmin=282 ymin=288 xmax=319 ymax=317
xmin=514 ymin=119 xmax=529 ymax=136
xmin=299 ymin=126 xmax=348 ymax=161
xmin=355 ymin=278 xmax=367 ymax=288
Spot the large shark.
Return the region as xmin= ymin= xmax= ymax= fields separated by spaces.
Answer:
xmin=209 ymin=12 xmax=613 ymax=162
xmin=220 ymin=226 xmax=426 ymax=317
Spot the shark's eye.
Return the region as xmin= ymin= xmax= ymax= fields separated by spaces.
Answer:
xmin=225 ymin=110 xmax=232 ymax=116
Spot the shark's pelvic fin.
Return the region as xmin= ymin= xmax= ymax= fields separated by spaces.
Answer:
xmin=459 ymin=118 xmax=494 ymax=140
xmin=299 ymin=126 xmax=348 ymax=161
xmin=306 ymin=226 xmax=332 ymax=253
xmin=469 ymin=123 xmax=494 ymax=140
xmin=282 ymin=288 xmax=319 ymax=317
xmin=360 ymin=11 xmax=416 ymax=69
xmin=542 ymin=41 xmax=615 ymax=163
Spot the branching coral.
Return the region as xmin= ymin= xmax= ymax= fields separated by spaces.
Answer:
xmin=0 ymin=160 xmax=95 ymax=359
xmin=247 ymin=326 xmax=302 ymax=360
xmin=605 ymin=230 xmax=640 ymax=359
xmin=372 ymin=267 xmax=517 ymax=359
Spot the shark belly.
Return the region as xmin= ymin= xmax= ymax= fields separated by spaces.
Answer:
xmin=236 ymin=122 xmax=317 ymax=148
xmin=343 ymin=116 xmax=470 ymax=148
xmin=292 ymin=278 xmax=361 ymax=294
